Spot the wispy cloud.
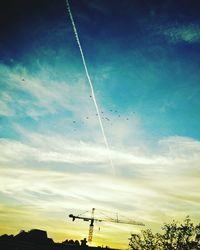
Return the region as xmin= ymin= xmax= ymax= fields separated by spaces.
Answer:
xmin=1 ymin=131 xmax=200 ymax=210
xmin=1 ymin=132 xmax=200 ymax=247
xmin=163 ymin=24 xmax=200 ymax=44
xmin=0 ymin=92 xmax=15 ymax=116
xmin=0 ymin=63 xmax=93 ymax=118
xmin=0 ymin=62 xmax=142 ymax=145
xmin=0 ymin=136 xmax=200 ymax=246
xmin=0 ymin=135 xmax=171 ymax=169
xmin=1 ymin=62 xmax=200 ymax=247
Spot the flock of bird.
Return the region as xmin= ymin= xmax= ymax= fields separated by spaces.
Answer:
xmin=71 ymin=95 xmax=136 ymax=131
xmin=21 ymin=78 xmax=135 ymax=132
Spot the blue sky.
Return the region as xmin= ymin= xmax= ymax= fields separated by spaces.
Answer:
xmin=0 ymin=0 xmax=200 ymax=248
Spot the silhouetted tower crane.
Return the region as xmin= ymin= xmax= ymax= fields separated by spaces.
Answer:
xmin=69 ymin=208 xmax=145 ymax=245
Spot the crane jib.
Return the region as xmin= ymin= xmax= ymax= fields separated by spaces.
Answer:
xmin=68 ymin=210 xmax=145 ymax=246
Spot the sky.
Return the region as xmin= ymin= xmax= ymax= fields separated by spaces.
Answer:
xmin=0 ymin=0 xmax=200 ymax=248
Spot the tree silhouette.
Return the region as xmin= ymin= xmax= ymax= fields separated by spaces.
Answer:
xmin=129 ymin=216 xmax=200 ymax=250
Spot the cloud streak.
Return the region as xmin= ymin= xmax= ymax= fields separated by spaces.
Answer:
xmin=163 ymin=24 xmax=200 ymax=44
xmin=66 ymin=0 xmax=115 ymax=174
xmin=0 ymin=141 xmax=200 ymax=247
xmin=1 ymin=61 xmax=200 ymax=247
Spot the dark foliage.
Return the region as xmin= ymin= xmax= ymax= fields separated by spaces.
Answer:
xmin=129 ymin=216 xmax=200 ymax=250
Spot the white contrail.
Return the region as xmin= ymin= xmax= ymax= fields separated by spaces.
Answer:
xmin=65 ymin=0 xmax=115 ymax=174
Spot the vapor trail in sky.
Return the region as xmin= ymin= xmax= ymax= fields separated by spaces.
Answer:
xmin=65 ymin=0 xmax=115 ymax=174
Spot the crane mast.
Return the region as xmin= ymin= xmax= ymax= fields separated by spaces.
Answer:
xmin=88 ymin=208 xmax=95 ymax=245
xmin=68 ymin=208 xmax=145 ymax=246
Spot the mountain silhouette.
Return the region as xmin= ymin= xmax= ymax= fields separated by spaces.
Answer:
xmin=0 ymin=229 xmax=118 ymax=250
